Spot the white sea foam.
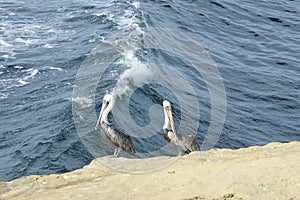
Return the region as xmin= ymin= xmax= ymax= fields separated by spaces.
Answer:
xmin=1 ymin=54 xmax=13 ymax=59
xmin=0 ymin=93 xmax=8 ymax=99
xmin=15 ymin=37 xmax=40 ymax=46
xmin=117 ymin=10 xmax=137 ymax=30
xmin=14 ymin=65 xmax=23 ymax=69
xmin=0 ymin=13 xmax=75 ymax=60
xmin=43 ymin=43 xmax=54 ymax=49
xmin=18 ymin=79 xmax=28 ymax=85
xmin=49 ymin=67 xmax=63 ymax=71
xmin=131 ymin=2 xmax=140 ymax=9
xmin=106 ymin=1 xmax=150 ymax=99
xmin=7 ymin=11 xmax=16 ymax=16
xmin=67 ymin=0 xmax=147 ymax=101
xmin=72 ymin=97 xmax=93 ymax=108
xmin=17 ymin=69 xmax=39 ymax=86
xmin=111 ymin=52 xmax=152 ymax=99
xmin=25 ymin=69 xmax=39 ymax=79
xmin=0 ymin=39 xmax=12 ymax=47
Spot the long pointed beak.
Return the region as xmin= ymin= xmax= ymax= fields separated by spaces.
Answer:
xmin=165 ymin=108 xmax=177 ymax=138
xmin=95 ymin=101 xmax=107 ymax=130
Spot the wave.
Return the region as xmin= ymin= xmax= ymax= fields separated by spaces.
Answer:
xmin=0 ymin=67 xmax=39 ymax=98
xmin=98 ymin=1 xmax=150 ymax=100
xmin=17 ymin=69 xmax=39 ymax=86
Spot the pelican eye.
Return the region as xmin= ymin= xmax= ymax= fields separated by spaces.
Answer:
xmin=103 ymin=100 xmax=109 ymax=105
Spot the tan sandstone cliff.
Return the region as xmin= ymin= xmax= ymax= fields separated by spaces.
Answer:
xmin=1 ymin=142 xmax=300 ymax=200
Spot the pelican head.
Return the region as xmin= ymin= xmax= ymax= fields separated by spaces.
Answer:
xmin=163 ymin=100 xmax=177 ymax=138
xmin=103 ymin=94 xmax=113 ymax=104
xmin=163 ymin=100 xmax=171 ymax=108
xmin=95 ymin=94 xmax=114 ymax=130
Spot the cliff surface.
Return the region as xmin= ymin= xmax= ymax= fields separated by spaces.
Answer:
xmin=1 ymin=142 xmax=300 ymax=200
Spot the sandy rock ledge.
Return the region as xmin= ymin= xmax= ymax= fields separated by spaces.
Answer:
xmin=1 ymin=142 xmax=300 ymax=200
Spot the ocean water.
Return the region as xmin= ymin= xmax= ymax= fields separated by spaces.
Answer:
xmin=0 ymin=0 xmax=299 ymax=181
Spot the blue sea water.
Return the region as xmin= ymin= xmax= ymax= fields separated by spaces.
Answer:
xmin=0 ymin=0 xmax=299 ymax=181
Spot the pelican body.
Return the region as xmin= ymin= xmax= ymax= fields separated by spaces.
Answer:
xmin=95 ymin=94 xmax=135 ymax=157
xmin=162 ymin=100 xmax=200 ymax=154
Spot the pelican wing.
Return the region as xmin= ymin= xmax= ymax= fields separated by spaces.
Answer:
xmin=180 ymin=134 xmax=200 ymax=152
xmin=162 ymin=128 xmax=200 ymax=154
xmin=101 ymin=122 xmax=135 ymax=155
xmin=162 ymin=129 xmax=172 ymax=143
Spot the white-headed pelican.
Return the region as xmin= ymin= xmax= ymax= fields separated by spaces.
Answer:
xmin=95 ymin=94 xmax=135 ymax=157
xmin=162 ymin=100 xmax=200 ymax=154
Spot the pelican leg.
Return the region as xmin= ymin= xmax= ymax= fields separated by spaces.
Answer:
xmin=113 ymin=148 xmax=121 ymax=157
xmin=113 ymin=149 xmax=117 ymax=156
xmin=112 ymin=149 xmax=118 ymax=157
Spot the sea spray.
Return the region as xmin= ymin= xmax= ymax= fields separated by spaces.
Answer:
xmin=111 ymin=50 xmax=153 ymax=99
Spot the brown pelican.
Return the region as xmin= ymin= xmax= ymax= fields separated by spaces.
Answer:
xmin=162 ymin=100 xmax=200 ymax=154
xmin=95 ymin=94 xmax=135 ymax=157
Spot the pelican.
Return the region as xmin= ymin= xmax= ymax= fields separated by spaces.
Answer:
xmin=162 ymin=100 xmax=200 ymax=154
xmin=95 ymin=94 xmax=135 ymax=157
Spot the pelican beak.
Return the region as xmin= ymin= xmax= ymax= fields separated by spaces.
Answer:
xmin=95 ymin=101 xmax=108 ymax=130
xmin=165 ymin=107 xmax=177 ymax=138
